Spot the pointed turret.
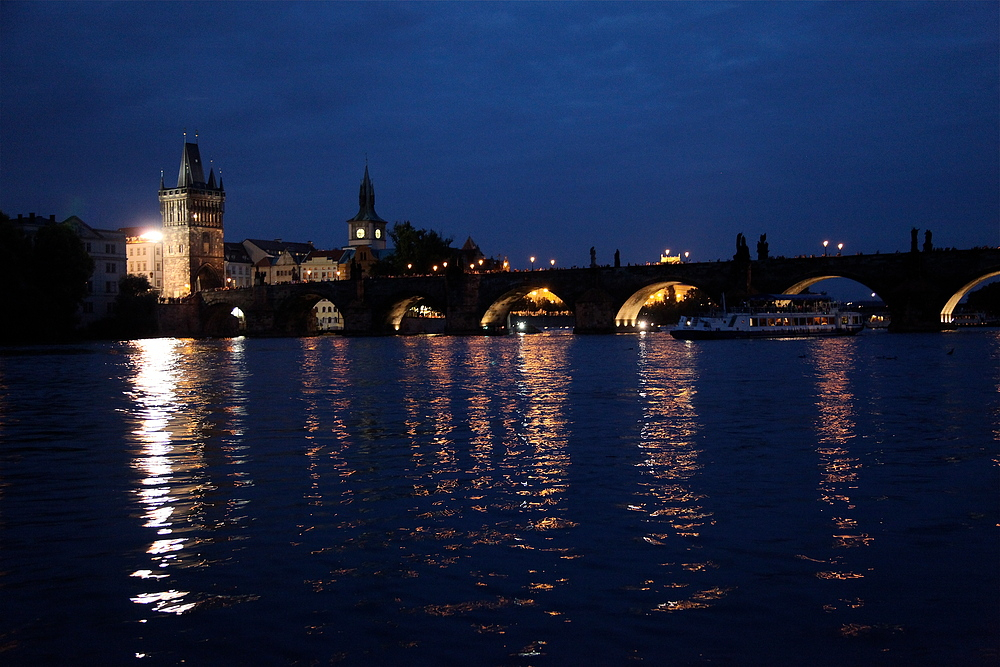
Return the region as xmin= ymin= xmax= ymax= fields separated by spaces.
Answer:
xmin=347 ymin=165 xmax=387 ymax=223
xmin=207 ymin=168 xmax=217 ymax=189
xmin=176 ymin=142 xmax=206 ymax=187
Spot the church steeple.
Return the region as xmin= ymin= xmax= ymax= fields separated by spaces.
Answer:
xmin=346 ymin=164 xmax=388 ymax=249
xmin=349 ymin=165 xmax=387 ymax=223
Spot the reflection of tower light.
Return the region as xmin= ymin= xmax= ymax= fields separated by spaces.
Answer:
xmin=126 ymin=338 xmax=199 ymax=614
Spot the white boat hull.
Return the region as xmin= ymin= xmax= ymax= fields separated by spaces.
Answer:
xmin=670 ymin=305 xmax=865 ymax=340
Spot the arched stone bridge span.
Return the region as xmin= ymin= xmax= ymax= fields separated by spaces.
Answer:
xmin=191 ymin=248 xmax=1000 ymax=336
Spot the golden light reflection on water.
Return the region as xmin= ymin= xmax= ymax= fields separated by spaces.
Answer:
xmin=635 ymin=337 xmax=727 ymax=612
xmin=509 ymin=335 xmax=571 ymax=515
xmin=300 ymin=338 xmax=357 ymax=517
xmin=379 ymin=336 xmax=574 ymax=623
xmin=806 ymin=338 xmax=870 ymax=606
xmin=124 ymin=337 xmax=251 ymax=616
xmin=403 ymin=338 xmax=459 ymax=475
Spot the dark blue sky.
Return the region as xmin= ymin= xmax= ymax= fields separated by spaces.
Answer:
xmin=2 ymin=1 xmax=997 ymax=270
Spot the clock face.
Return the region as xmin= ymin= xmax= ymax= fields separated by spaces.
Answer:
xmin=375 ymin=228 xmax=382 ymax=239
xmin=356 ymin=227 xmax=366 ymax=239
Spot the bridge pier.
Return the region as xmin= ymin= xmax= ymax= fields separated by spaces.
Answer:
xmin=883 ymin=286 xmax=952 ymax=333
xmin=573 ymin=288 xmax=617 ymax=334
xmin=342 ymin=303 xmax=376 ymax=335
xmin=445 ymin=273 xmax=486 ymax=334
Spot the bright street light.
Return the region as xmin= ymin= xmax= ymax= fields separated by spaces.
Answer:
xmin=530 ymin=256 xmax=536 ymax=270
xmin=550 ymin=259 xmax=555 ymax=268
xmin=823 ymin=240 xmax=829 ymax=256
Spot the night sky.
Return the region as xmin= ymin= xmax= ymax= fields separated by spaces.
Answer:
xmin=2 ymin=1 xmax=998 ymax=271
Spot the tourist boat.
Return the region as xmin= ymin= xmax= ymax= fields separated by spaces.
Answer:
xmin=670 ymin=295 xmax=864 ymax=340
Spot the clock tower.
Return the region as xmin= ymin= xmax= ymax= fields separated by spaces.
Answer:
xmin=347 ymin=165 xmax=387 ymax=250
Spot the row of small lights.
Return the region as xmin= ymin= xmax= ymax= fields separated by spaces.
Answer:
xmin=517 ymin=241 xmax=851 ymax=268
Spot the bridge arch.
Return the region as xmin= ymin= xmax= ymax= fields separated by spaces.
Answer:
xmin=380 ymin=292 xmax=448 ymax=332
xmin=203 ymin=301 xmax=244 ymax=337
xmin=272 ymin=290 xmax=347 ymax=336
xmin=783 ymin=273 xmax=879 ymax=298
xmin=196 ymin=263 xmax=223 ymax=291
xmin=940 ymin=271 xmax=1000 ymax=324
xmin=614 ymin=280 xmax=705 ymax=327
xmin=479 ymin=284 xmax=572 ymax=330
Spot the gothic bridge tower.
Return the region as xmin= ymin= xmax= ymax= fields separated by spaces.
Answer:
xmin=347 ymin=165 xmax=388 ymax=250
xmin=159 ymin=137 xmax=226 ymax=298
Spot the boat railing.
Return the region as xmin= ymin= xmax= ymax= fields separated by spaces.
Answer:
xmin=741 ymin=305 xmax=837 ymax=315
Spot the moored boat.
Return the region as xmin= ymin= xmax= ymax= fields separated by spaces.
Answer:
xmin=670 ymin=295 xmax=864 ymax=340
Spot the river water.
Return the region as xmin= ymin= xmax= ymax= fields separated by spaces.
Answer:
xmin=1 ymin=331 xmax=997 ymax=666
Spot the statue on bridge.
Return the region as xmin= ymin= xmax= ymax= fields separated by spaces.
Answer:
xmin=911 ymin=227 xmax=919 ymax=253
xmin=923 ymin=229 xmax=933 ymax=252
xmin=614 ymin=249 xmax=621 ymax=268
xmin=735 ymin=233 xmax=751 ymax=262
xmin=756 ymin=233 xmax=769 ymax=261
xmin=590 ymin=246 xmax=596 ymax=268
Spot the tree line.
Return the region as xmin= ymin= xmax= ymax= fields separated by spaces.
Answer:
xmin=0 ymin=212 xmax=157 ymax=344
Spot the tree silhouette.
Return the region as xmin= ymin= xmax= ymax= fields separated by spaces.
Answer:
xmin=0 ymin=212 xmax=94 ymax=343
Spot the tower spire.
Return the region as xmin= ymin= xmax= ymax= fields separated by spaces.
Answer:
xmin=346 ymin=162 xmax=388 ymax=250
xmin=349 ymin=164 xmax=384 ymax=222
xmin=176 ymin=139 xmax=206 ymax=187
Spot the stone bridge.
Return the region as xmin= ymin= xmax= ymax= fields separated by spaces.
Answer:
xmin=179 ymin=247 xmax=1000 ymax=336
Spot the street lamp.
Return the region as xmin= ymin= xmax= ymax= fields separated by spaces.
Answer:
xmin=823 ymin=240 xmax=829 ymax=256
xmin=550 ymin=259 xmax=555 ymax=269
xmin=837 ymin=243 xmax=844 ymax=256
xmin=530 ymin=256 xmax=536 ymax=271
xmin=684 ymin=251 xmax=690 ymax=262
